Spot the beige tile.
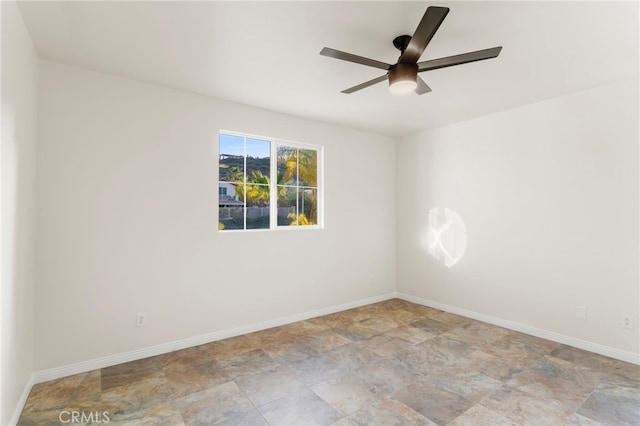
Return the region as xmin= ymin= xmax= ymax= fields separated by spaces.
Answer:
xmin=161 ymin=345 xmax=228 ymax=398
xmin=349 ymin=305 xmax=388 ymax=322
xmin=18 ymin=409 xmax=73 ymax=426
xmin=551 ymin=344 xmax=640 ymax=381
xmin=425 ymin=310 xmax=473 ymax=327
xmin=394 ymin=343 xmax=448 ymax=377
xmin=576 ymin=375 xmax=640 ymax=425
xmin=377 ymin=298 xmax=415 ymax=310
xmin=457 ymin=350 xmax=527 ymax=382
xmin=479 ymin=385 xmax=573 ymax=424
xmin=304 ymin=330 xmax=352 ymax=352
xmin=21 ymin=370 xmax=101 ymax=414
xmin=311 ymin=374 xmax=379 ymax=416
xmin=355 ymin=358 xmax=415 ymax=397
xmin=321 ymin=310 xmax=361 ymax=327
xmin=383 ymin=325 xmax=435 ymax=344
xmin=217 ymin=348 xmax=279 ymax=378
xmin=326 ymin=342 xmax=382 ymax=370
xmin=550 ymin=344 xmax=613 ymax=368
xmin=246 ymin=323 xmax=306 ymax=347
xmin=360 ymin=334 xmax=408 ymax=358
xmin=333 ymin=322 xmax=380 ymax=341
xmin=415 ymin=334 xmax=475 ymax=365
xmin=217 ymin=409 xmax=269 ymax=426
xmin=599 ymin=359 xmax=640 ymax=382
xmin=482 ymin=331 xmax=558 ymax=365
xmin=206 ymin=335 xmax=256 ymax=360
xmin=357 ymin=317 xmax=400 ymax=333
xmin=447 ymin=404 xmax=516 ymax=426
xmin=263 ymin=340 xmax=320 ymax=363
xmin=304 ymin=315 xmax=345 ymax=329
xmin=398 ymin=303 xmax=441 ymax=317
xmin=566 ymin=413 xmax=607 ymax=425
xmin=258 ymin=387 xmax=340 ymax=426
xmin=510 ymin=356 xmax=601 ymax=410
xmin=357 ymin=307 xmax=387 ymax=321
xmin=340 ymin=397 xmax=436 ymax=425
xmin=101 ymin=357 xmax=163 ymax=392
xmin=101 ymin=375 xmax=174 ymax=417
xmin=392 ymin=380 xmax=474 ymax=425
xmin=106 ymin=401 xmax=185 ymax=425
xmin=288 ymin=352 xmax=350 ymax=386
xmin=20 ymin=409 xmax=112 ymax=426
xmin=408 ymin=317 xmax=452 ymax=335
xmin=176 ymin=381 xmax=262 ymax=425
xmin=425 ymin=362 xmax=502 ymax=402
xmin=447 ymin=321 xmax=510 ymax=348
xmin=235 ymin=365 xmax=305 ymax=406
xmin=297 ymin=319 xmax=332 ymax=333
xmin=383 ymin=308 xmax=422 ymax=324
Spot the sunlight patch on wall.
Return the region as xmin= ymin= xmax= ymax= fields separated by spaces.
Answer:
xmin=421 ymin=207 xmax=467 ymax=268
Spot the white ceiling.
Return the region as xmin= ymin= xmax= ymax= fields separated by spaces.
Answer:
xmin=18 ymin=1 xmax=639 ymax=137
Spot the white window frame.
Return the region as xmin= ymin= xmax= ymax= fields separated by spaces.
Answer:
xmin=218 ymin=130 xmax=324 ymax=232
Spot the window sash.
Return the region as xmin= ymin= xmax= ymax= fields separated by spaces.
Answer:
xmin=219 ymin=131 xmax=322 ymax=231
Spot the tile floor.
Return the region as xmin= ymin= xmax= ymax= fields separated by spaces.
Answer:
xmin=18 ymin=299 xmax=640 ymax=425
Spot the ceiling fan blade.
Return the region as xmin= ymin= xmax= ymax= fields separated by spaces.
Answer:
xmin=400 ymin=6 xmax=449 ymax=64
xmin=415 ymin=76 xmax=432 ymax=95
xmin=320 ymin=47 xmax=391 ymax=71
xmin=418 ymin=47 xmax=502 ymax=72
xmin=341 ymin=75 xmax=388 ymax=94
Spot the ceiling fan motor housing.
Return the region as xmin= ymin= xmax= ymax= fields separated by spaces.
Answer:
xmin=389 ymin=62 xmax=418 ymax=90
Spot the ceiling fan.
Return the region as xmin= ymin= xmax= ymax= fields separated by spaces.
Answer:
xmin=320 ymin=6 xmax=502 ymax=95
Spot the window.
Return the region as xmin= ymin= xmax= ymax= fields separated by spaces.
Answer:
xmin=218 ymin=131 xmax=322 ymax=231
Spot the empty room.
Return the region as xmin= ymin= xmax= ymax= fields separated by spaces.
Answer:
xmin=2 ymin=1 xmax=638 ymax=425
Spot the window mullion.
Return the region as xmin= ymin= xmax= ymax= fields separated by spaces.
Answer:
xmin=270 ymin=140 xmax=277 ymax=229
xmin=296 ymin=148 xmax=300 ymax=225
xmin=243 ymin=136 xmax=247 ymax=230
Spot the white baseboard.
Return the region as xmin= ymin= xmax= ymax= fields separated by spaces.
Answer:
xmin=397 ymin=292 xmax=640 ymax=365
xmin=31 ymin=292 xmax=397 ymax=385
xmin=9 ymin=374 xmax=35 ymax=426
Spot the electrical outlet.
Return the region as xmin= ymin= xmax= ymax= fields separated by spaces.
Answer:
xmin=623 ymin=315 xmax=633 ymax=329
xmin=136 ymin=312 xmax=146 ymax=327
xmin=575 ymin=306 xmax=587 ymax=320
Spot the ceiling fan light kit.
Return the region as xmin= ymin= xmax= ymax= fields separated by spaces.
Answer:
xmin=320 ymin=5 xmax=502 ymax=96
xmin=389 ymin=62 xmax=418 ymax=94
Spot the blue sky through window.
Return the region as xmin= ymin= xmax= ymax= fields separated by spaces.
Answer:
xmin=219 ymin=134 xmax=270 ymax=158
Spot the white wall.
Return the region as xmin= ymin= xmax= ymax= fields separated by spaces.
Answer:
xmin=1 ymin=0 xmax=38 ymax=423
xmin=32 ymin=61 xmax=640 ymax=372
xmin=35 ymin=60 xmax=396 ymax=370
xmin=397 ymin=78 xmax=639 ymax=358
